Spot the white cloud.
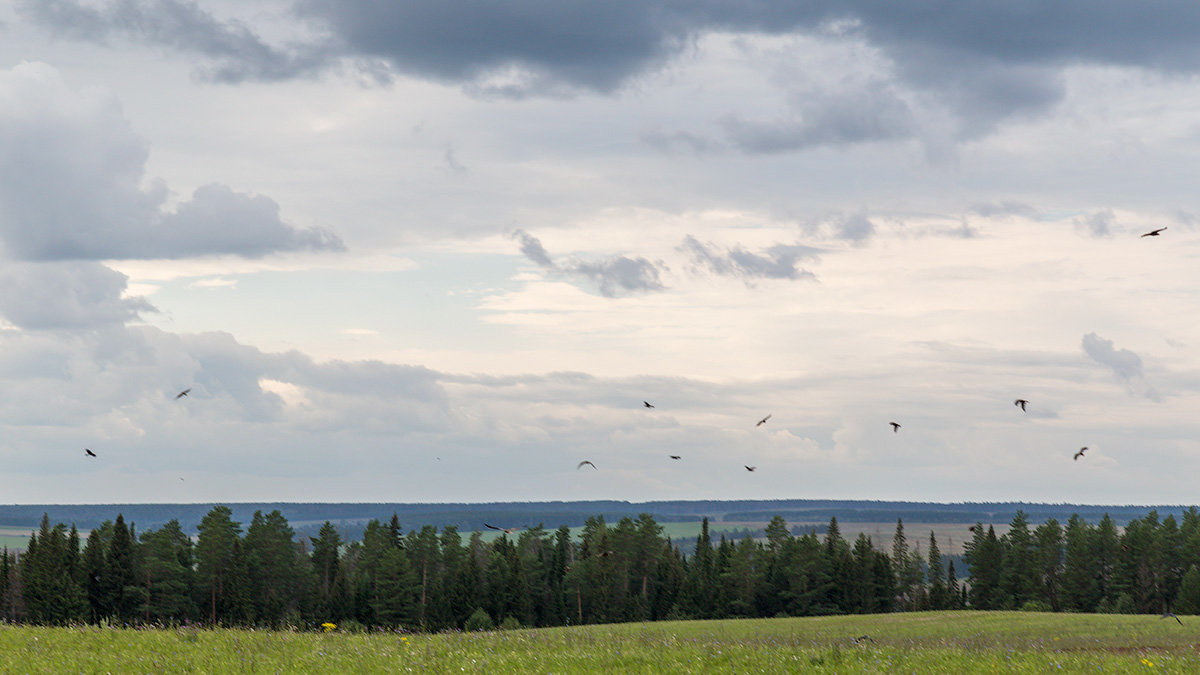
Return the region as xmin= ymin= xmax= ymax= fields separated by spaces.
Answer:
xmin=0 ymin=62 xmax=341 ymax=261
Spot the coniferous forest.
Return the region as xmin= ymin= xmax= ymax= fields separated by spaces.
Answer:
xmin=2 ymin=506 xmax=1200 ymax=630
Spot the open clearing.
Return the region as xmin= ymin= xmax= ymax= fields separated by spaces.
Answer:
xmin=0 ymin=611 xmax=1195 ymax=673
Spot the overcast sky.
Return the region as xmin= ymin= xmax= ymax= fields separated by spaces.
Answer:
xmin=2 ymin=1 xmax=1200 ymax=507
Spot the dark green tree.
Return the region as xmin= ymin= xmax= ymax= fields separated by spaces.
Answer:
xmin=195 ymin=506 xmax=242 ymax=625
xmin=20 ymin=514 xmax=86 ymax=624
xmin=1033 ymin=518 xmax=1064 ymax=611
xmin=139 ymin=519 xmax=196 ymax=623
xmin=963 ymin=524 xmax=1003 ymax=609
xmin=309 ymin=522 xmax=344 ymax=623
xmin=1000 ymin=511 xmax=1036 ymax=608
xmin=926 ymin=532 xmax=947 ymax=610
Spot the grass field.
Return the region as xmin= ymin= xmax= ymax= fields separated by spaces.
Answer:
xmin=0 ymin=611 xmax=1194 ymax=673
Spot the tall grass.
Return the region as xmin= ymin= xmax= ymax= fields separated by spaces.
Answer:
xmin=0 ymin=611 xmax=1194 ymax=673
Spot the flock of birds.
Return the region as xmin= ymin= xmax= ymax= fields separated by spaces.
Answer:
xmin=572 ymin=393 xmax=1087 ymax=476
xmin=83 ymin=389 xmax=191 ymax=461
xmin=566 ymin=227 xmax=1175 ymax=478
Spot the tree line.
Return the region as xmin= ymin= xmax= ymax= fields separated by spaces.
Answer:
xmin=0 ymin=506 xmax=1197 ymax=629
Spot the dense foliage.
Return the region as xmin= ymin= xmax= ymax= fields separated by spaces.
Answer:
xmin=0 ymin=507 xmax=1195 ymax=629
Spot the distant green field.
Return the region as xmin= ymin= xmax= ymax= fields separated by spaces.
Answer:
xmin=0 ymin=611 xmax=1193 ymax=673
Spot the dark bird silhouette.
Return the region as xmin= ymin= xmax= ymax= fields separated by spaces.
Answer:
xmin=968 ymin=525 xmax=977 ymax=533
xmin=889 ymin=422 xmax=901 ymax=433
xmin=84 ymin=448 xmax=96 ymax=457
xmin=577 ymin=460 xmax=597 ymax=470
xmin=1162 ymin=612 xmax=1183 ymax=625
xmin=174 ymin=388 xmax=191 ymax=399
xmin=756 ymin=414 xmax=772 ymax=427
xmin=669 ymin=455 xmax=681 ymax=460
xmin=643 ymin=401 xmax=654 ymax=408
xmin=1074 ymin=446 xmax=1088 ymax=461
xmin=745 ymin=465 xmax=756 ymax=472
xmin=1141 ymin=227 xmax=1167 ymax=238
xmin=1014 ymin=399 xmax=1028 ymax=411
xmin=484 ymin=523 xmax=520 ymax=534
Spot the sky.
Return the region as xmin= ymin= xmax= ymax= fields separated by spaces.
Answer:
xmin=2 ymin=1 xmax=1200 ymax=506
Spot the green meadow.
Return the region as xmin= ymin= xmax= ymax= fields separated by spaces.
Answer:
xmin=0 ymin=611 xmax=1194 ymax=673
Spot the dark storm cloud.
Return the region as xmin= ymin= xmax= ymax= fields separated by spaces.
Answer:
xmin=1082 ymin=332 xmax=1162 ymax=401
xmin=513 ymin=230 xmax=666 ymax=297
xmin=680 ymin=235 xmax=819 ymax=281
xmin=26 ymin=2 xmax=1200 ymax=109
xmin=20 ymin=1 xmax=1200 ymax=159
xmin=0 ymin=62 xmax=343 ymax=261
xmin=16 ymin=0 xmax=324 ymax=82
xmin=0 ymin=262 xmax=154 ymax=330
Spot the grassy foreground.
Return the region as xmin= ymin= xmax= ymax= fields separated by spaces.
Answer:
xmin=0 ymin=611 xmax=1195 ymax=673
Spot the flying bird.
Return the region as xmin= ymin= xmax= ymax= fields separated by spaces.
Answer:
xmin=1140 ymin=227 xmax=1167 ymax=237
xmin=669 ymin=455 xmax=681 ymax=460
xmin=745 ymin=465 xmax=757 ymax=472
xmin=889 ymin=422 xmax=901 ymax=433
xmin=1162 ymin=612 xmax=1184 ymax=625
xmin=643 ymin=401 xmax=654 ymax=408
xmin=84 ymin=448 xmax=96 ymax=458
xmin=577 ymin=460 xmax=597 ymax=470
xmin=1074 ymin=446 xmax=1088 ymax=461
xmin=174 ymin=388 xmax=191 ymax=399
xmin=484 ymin=524 xmax=520 ymax=534
xmin=756 ymin=414 xmax=772 ymax=427
xmin=1014 ymin=399 xmax=1028 ymax=411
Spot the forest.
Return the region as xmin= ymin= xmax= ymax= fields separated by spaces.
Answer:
xmin=0 ymin=506 xmax=1197 ymax=630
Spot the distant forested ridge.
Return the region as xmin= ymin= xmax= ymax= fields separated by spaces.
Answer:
xmin=0 ymin=499 xmax=1186 ymax=541
xmin=1 ymin=506 xmax=1198 ymax=629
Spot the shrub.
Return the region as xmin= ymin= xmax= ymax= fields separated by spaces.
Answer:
xmin=499 ymin=616 xmax=522 ymax=631
xmin=465 ymin=608 xmax=494 ymax=632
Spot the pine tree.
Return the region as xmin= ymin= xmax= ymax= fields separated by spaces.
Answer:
xmin=963 ymin=524 xmax=1003 ymax=609
xmin=1175 ymin=565 xmax=1200 ymax=614
xmin=1000 ymin=511 xmax=1036 ymax=608
xmin=946 ymin=559 xmax=961 ymax=609
xmin=926 ymin=532 xmax=947 ymax=610
xmin=1061 ymin=514 xmax=1097 ymax=611
xmin=309 ymin=522 xmax=343 ymax=622
xmin=139 ymin=519 xmax=196 ymax=623
xmin=20 ymin=514 xmax=86 ymax=624
xmin=891 ymin=518 xmax=919 ymax=610
xmin=407 ymin=525 xmax=443 ymax=630
xmin=195 ymin=506 xmax=242 ymax=625
xmin=1033 ymin=518 xmax=1064 ymax=610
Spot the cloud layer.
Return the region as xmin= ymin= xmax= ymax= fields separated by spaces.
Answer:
xmin=0 ymin=62 xmax=341 ymax=261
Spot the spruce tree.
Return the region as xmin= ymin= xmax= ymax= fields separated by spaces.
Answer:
xmin=309 ymin=522 xmax=343 ymax=622
xmin=1175 ymin=565 xmax=1200 ymax=614
xmin=926 ymin=532 xmax=947 ymax=610
xmin=195 ymin=506 xmax=242 ymax=625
